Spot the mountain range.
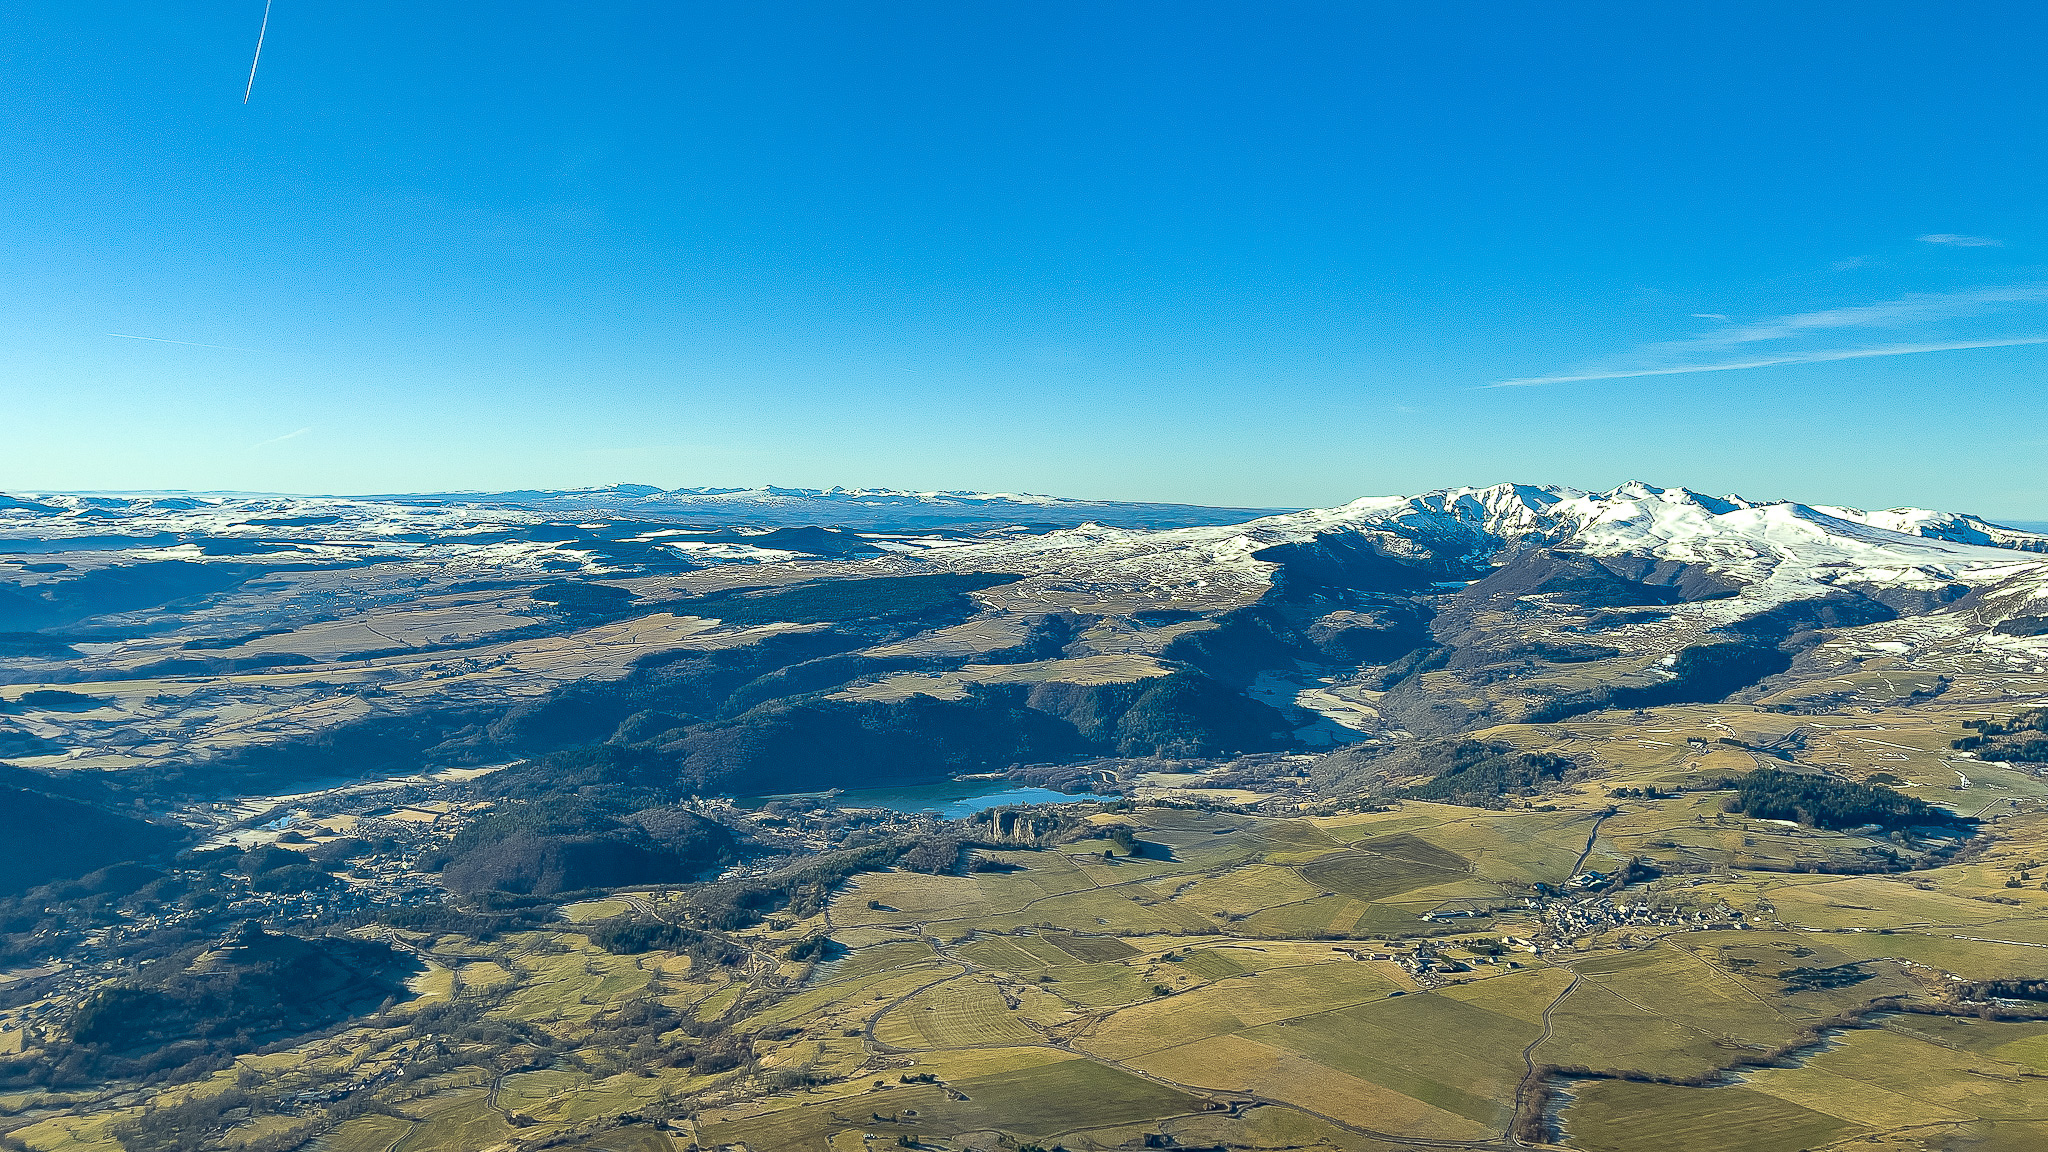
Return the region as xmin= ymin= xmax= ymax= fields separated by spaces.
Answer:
xmin=4 ymin=478 xmax=2044 ymax=804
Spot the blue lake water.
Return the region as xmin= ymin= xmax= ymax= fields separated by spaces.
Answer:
xmin=759 ymin=782 xmax=1114 ymax=819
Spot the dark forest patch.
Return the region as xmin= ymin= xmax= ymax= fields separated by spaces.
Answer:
xmin=0 ymin=561 xmax=263 ymax=632
xmin=1392 ymin=740 xmax=1574 ymax=804
xmin=0 ymin=632 xmax=82 ymax=659
xmin=1723 ymin=768 xmax=1970 ymax=834
xmin=1526 ymin=642 xmax=1792 ymax=723
xmin=1460 ymin=553 xmax=1690 ymax=608
xmin=0 ymin=725 xmax=61 ymax=758
xmin=665 ymin=572 xmax=1022 ymax=627
xmin=429 ymin=799 xmax=736 ymax=896
xmin=532 ymin=581 xmax=638 ymax=618
xmin=0 ymin=782 xmax=182 ymax=895
xmin=1953 ymin=708 xmax=2048 ymax=764
xmin=3 ymin=689 xmax=109 ymax=712
xmin=1993 ymin=615 xmax=2048 ymax=638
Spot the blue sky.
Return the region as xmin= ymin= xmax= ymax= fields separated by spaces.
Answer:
xmin=4 ymin=2 xmax=2046 ymax=516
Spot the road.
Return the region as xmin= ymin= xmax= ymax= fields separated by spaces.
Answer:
xmin=1510 ymin=971 xmax=1580 ymax=1149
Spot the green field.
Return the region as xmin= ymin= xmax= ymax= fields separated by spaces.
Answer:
xmin=1563 ymin=1080 xmax=1857 ymax=1152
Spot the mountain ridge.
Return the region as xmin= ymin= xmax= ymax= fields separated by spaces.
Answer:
xmin=7 ymin=480 xmax=2043 ymax=541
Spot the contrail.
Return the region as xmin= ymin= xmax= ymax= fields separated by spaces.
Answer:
xmin=109 ymin=333 xmax=259 ymax=352
xmin=251 ymin=427 xmax=312 ymax=449
xmin=244 ymin=0 xmax=274 ymax=104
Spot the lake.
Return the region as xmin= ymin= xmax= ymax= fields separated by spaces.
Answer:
xmin=757 ymin=781 xmax=1115 ymax=819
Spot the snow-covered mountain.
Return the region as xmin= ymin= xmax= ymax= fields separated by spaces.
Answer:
xmin=1817 ymin=505 xmax=2048 ymax=553
xmin=1294 ymin=481 xmax=2048 ymax=566
xmin=934 ymin=481 xmax=2048 ymax=634
xmin=5 ymin=482 xmax=2044 ymax=629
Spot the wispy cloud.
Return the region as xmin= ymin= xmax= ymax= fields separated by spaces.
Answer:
xmin=250 ymin=427 xmax=312 ymax=449
xmin=109 ymin=332 xmax=259 ymax=352
xmin=1493 ymin=285 xmax=2048 ymax=387
xmin=1919 ymin=233 xmax=2003 ymax=247
xmin=1690 ymin=313 xmax=1727 ymax=320
xmin=1707 ymin=287 xmax=2048 ymax=343
xmin=1495 ymin=337 xmax=2048 ymax=387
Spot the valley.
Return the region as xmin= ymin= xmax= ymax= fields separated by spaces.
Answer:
xmin=0 ymin=481 xmax=2045 ymax=1152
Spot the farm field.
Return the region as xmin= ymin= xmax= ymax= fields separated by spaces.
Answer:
xmin=7 ymin=661 xmax=2048 ymax=1152
xmin=539 ymin=787 xmax=2041 ymax=1151
xmin=5 ymin=770 xmax=2047 ymax=1152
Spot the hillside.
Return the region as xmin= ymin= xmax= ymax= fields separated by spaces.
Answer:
xmin=432 ymin=799 xmax=739 ymax=895
xmin=2 ymin=923 xmax=417 ymax=1087
xmin=0 ymin=775 xmax=182 ymax=894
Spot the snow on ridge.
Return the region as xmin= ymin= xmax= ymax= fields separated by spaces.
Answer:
xmin=0 ymin=485 xmax=1284 ymax=540
xmin=933 ymin=480 xmax=2048 ymax=617
xmin=5 ymin=482 xmax=2043 ymax=605
xmin=1816 ymin=505 xmax=2048 ymax=553
xmin=1292 ymin=481 xmax=2037 ymax=569
xmin=404 ymin=484 xmax=1191 ymax=509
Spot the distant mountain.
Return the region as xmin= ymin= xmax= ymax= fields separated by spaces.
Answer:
xmin=7 ymin=480 xmax=2039 ymax=543
xmin=0 ymin=486 xmax=1294 ymax=557
xmin=371 ymin=484 xmax=1296 ymax=531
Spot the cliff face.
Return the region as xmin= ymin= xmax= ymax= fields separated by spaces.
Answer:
xmin=972 ymin=806 xmax=1082 ymax=846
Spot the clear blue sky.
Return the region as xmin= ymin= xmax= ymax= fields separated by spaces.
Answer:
xmin=5 ymin=2 xmax=2046 ymax=516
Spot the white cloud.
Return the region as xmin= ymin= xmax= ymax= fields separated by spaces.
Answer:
xmin=1690 ymin=313 xmax=1727 ymax=320
xmin=1918 ymin=233 xmax=2003 ymax=247
xmin=1494 ymin=285 xmax=2048 ymax=387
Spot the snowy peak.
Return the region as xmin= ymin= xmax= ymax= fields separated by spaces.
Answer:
xmin=1141 ymin=480 xmax=2048 ymax=612
xmin=977 ymin=480 xmax=2048 ymax=591
xmin=1302 ymin=481 xmax=2039 ymax=566
xmin=1306 ymin=482 xmax=1770 ymax=556
xmin=1596 ymin=482 xmax=1751 ymax=516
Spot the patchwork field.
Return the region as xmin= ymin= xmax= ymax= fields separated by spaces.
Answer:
xmin=8 ymin=740 xmax=2047 ymax=1152
xmin=431 ymin=792 xmax=2036 ymax=1151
